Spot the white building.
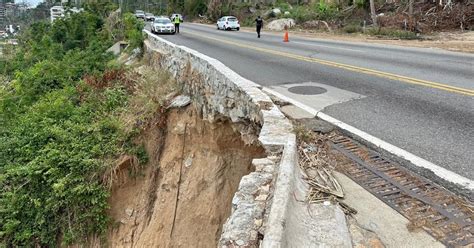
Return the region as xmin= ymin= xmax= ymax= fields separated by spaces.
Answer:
xmin=50 ymin=6 xmax=84 ymax=23
xmin=50 ymin=6 xmax=64 ymax=23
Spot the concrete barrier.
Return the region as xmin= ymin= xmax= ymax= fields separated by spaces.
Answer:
xmin=143 ymin=30 xmax=349 ymax=247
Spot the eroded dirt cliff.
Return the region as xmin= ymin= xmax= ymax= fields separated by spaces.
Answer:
xmin=106 ymin=106 xmax=264 ymax=247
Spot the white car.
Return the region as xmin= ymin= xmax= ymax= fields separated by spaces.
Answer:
xmin=217 ymin=16 xmax=240 ymax=31
xmin=135 ymin=10 xmax=145 ymax=19
xmin=145 ymin=13 xmax=155 ymax=21
xmin=151 ymin=17 xmax=176 ymax=34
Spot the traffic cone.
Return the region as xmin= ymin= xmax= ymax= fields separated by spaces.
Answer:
xmin=283 ymin=31 xmax=289 ymax=42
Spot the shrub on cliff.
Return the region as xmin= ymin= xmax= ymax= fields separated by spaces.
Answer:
xmin=0 ymin=5 xmax=147 ymax=247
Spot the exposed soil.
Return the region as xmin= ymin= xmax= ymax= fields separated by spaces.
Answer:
xmin=105 ymin=106 xmax=264 ymax=247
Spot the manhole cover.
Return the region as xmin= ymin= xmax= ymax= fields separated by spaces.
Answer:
xmin=288 ymin=86 xmax=327 ymax=95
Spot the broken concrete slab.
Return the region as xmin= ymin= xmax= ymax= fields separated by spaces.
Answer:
xmin=107 ymin=41 xmax=128 ymax=56
xmin=167 ymin=95 xmax=191 ymax=109
xmin=299 ymin=118 xmax=335 ymax=134
xmin=280 ymin=104 xmax=314 ymax=119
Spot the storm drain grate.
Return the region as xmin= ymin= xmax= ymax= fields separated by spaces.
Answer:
xmin=330 ymin=136 xmax=474 ymax=247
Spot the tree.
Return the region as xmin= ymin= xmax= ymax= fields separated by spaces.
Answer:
xmin=409 ymin=0 xmax=414 ymax=18
xmin=369 ymin=0 xmax=377 ymax=26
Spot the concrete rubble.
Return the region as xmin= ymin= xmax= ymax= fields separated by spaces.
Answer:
xmin=167 ymin=95 xmax=191 ymax=109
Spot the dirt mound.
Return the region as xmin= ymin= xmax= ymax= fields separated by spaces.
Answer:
xmin=105 ymin=106 xmax=264 ymax=247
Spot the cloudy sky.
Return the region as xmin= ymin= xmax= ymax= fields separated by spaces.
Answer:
xmin=15 ymin=0 xmax=43 ymax=7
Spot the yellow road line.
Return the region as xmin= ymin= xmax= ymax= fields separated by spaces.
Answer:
xmin=184 ymin=30 xmax=474 ymax=96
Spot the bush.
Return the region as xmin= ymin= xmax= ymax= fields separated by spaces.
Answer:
xmin=343 ymin=24 xmax=363 ymax=33
xmin=0 ymin=6 xmax=150 ymax=247
xmin=289 ymin=2 xmax=341 ymax=24
xmin=312 ymin=1 xmax=341 ymax=21
xmin=275 ymin=1 xmax=292 ymax=13
xmin=366 ymin=28 xmax=418 ymax=39
xmin=355 ymin=0 xmax=367 ymax=9
xmin=123 ymin=13 xmax=144 ymax=51
xmin=289 ymin=6 xmax=316 ymax=23
xmin=185 ymin=0 xmax=208 ymax=17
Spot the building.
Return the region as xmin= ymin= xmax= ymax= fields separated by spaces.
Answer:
xmin=0 ymin=2 xmax=6 ymax=31
xmin=4 ymin=2 xmax=16 ymax=16
xmin=50 ymin=5 xmax=64 ymax=22
xmin=50 ymin=5 xmax=84 ymax=23
xmin=1 ymin=1 xmax=19 ymax=32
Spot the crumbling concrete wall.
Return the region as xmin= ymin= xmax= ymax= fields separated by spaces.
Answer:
xmin=143 ymin=30 xmax=297 ymax=247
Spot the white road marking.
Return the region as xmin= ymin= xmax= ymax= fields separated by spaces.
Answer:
xmin=147 ymin=27 xmax=474 ymax=191
xmin=292 ymin=41 xmax=363 ymax=52
xmin=263 ymin=87 xmax=474 ymax=191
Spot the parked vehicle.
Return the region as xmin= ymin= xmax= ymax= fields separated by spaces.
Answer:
xmin=145 ymin=13 xmax=155 ymax=21
xmin=217 ymin=16 xmax=240 ymax=31
xmin=170 ymin=13 xmax=183 ymax=22
xmin=135 ymin=10 xmax=145 ymax=19
xmin=151 ymin=17 xmax=176 ymax=34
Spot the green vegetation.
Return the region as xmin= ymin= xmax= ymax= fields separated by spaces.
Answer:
xmin=287 ymin=2 xmax=341 ymax=23
xmin=342 ymin=24 xmax=364 ymax=33
xmin=123 ymin=13 xmax=146 ymax=51
xmin=184 ymin=0 xmax=208 ymax=17
xmin=365 ymin=27 xmax=418 ymax=39
xmin=0 ymin=4 xmax=148 ymax=247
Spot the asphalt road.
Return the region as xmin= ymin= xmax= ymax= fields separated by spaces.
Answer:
xmin=146 ymin=23 xmax=474 ymax=181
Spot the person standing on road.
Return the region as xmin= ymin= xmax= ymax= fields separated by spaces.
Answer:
xmin=255 ymin=16 xmax=263 ymax=38
xmin=173 ymin=16 xmax=181 ymax=34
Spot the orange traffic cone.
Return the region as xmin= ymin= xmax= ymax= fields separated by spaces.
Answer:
xmin=283 ymin=31 xmax=289 ymax=42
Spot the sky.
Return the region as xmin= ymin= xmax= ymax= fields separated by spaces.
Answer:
xmin=15 ymin=0 xmax=43 ymax=7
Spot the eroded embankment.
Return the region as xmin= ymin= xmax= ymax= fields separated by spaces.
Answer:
xmin=123 ymin=30 xmax=295 ymax=247
xmin=106 ymin=106 xmax=264 ymax=247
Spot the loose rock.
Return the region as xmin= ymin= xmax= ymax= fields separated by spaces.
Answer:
xmin=267 ymin=18 xmax=296 ymax=31
xmin=125 ymin=208 xmax=134 ymax=217
xmin=167 ymin=95 xmax=191 ymax=109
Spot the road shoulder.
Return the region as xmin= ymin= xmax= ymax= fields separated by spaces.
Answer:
xmin=191 ymin=22 xmax=474 ymax=54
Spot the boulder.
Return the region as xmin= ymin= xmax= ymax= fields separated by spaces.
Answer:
xmin=263 ymin=8 xmax=282 ymax=18
xmin=266 ymin=18 xmax=296 ymax=31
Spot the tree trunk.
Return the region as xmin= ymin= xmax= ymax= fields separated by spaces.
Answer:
xmin=370 ymin=0 xmax=377 ymax=26
xmin=409 ymin=0 xmax=414 ymax=17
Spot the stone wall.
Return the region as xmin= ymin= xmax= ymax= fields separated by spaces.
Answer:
xmin=143 ymin=30 xmax=296 ymax=247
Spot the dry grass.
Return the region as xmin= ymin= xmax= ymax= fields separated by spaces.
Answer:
xmin=101 ymin=65 xmax=179 ymax=189
xmin=294 ymin=123 xmax=314 ymax=143
xmin=102 ymin=155 xmax=140 ymax=189
xmin=299 ymin=140 xmax=344 ymax=202
xmin=295 ymin=124 xmax=345 ymax=201
xmin=119 ymin=65 xmax=179 ymax=134
xmin=295 ymin=123 xmax=359 ymax=214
